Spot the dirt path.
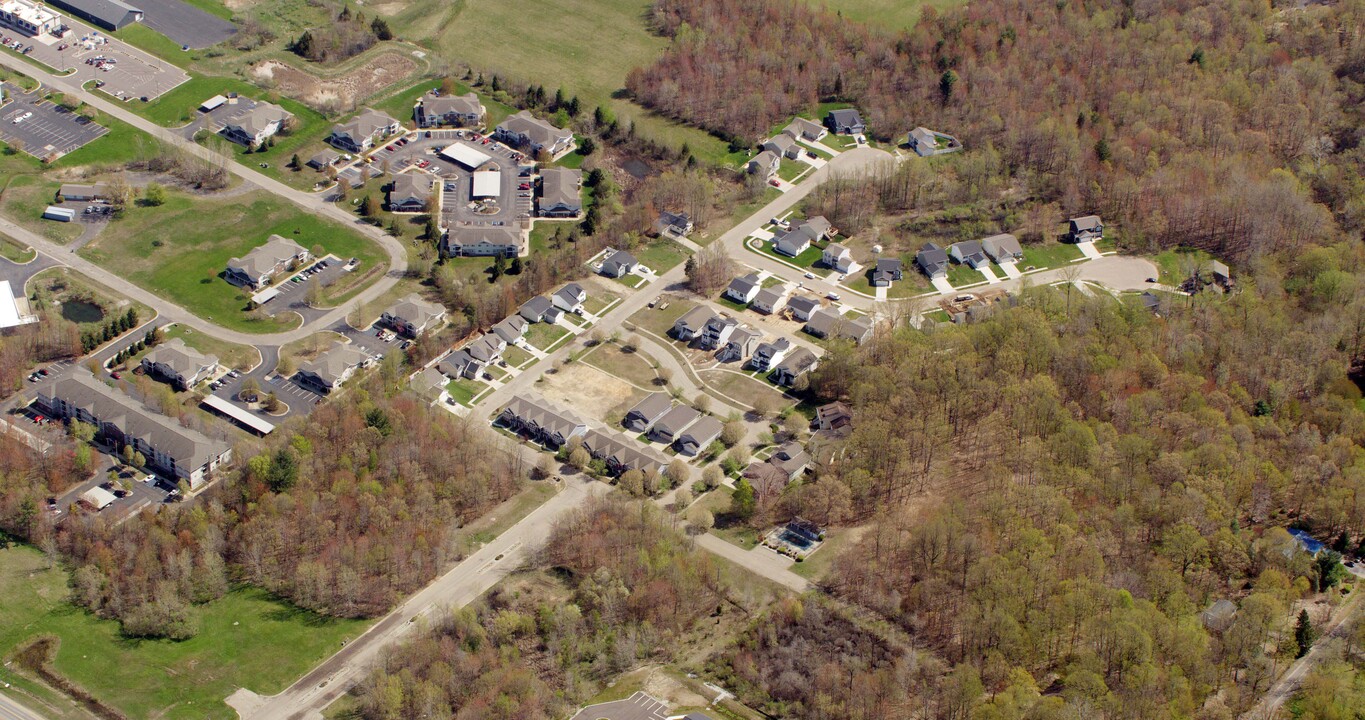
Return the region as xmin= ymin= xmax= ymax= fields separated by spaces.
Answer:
xmin=1242 ymin=587 xmax=1364 ymax=719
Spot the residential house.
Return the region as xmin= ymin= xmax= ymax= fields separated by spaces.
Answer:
xmin=493 ymin=111 xmax=574 ymax=157
xmin=783 ymin=117 xmax=827 ymax=142
xmin=717 ymin=325 xmax=762 ymax=363
xmin=58 ymin=182 xmax=108 ymax=202
xmin=742 ymin=461 xmax=789 ymax=499
xmin=907 ymin=126 xmax=961 ymax=157
xmin=552 ymin=283 xmax=587 ymax=314
xmin=141 ymin=338 xmax=218 ymax=390
xmin=297 ymin=343 xmax=369 ymax=392
xmin=762 ymin=133 xmax=801 ymax=160
xmin=380 ymin=294 xmax=446 ymax=338
xmin=750 ymin=337 xmax=792 ymax=372
xmin=982 ymin=233 xmax=1023 ymax=264
xmin=538 ymin=167 xmax=583 ymax=218
xmin=414 ymin=92 xmax=485 ymax=128
xmin=306 ymin=150 xmax=339 ymax=171
xmin=724 ymin=273 xmax=762 ymax=304
xmin=949 ymin=240 xmax=989 ymax=268
xmin=873 ymin=257 xmax=903 ymax=287
xmin=37 ymin=370 xmax=232 ymax=487
xmin=441 ymin=226 xmax=524 ymax=257
xmin=675 ymin=416 xmax=723 ymax=456
xmin=410 ymin=367 xmax=446 ymax=403
xmin=328 ymin=109 xmax=402 ymax=153
xmin=387 ymin=172 xmax=434 ymax=212
xmin=648 ymin=404 xmax=701 ymax=445
xmin=624 ymin=393 xmax=673 ymax=433
xmin=768 ymin=440 xmax=810 ymax=479
xmin=1139 ymin=291 xmax=1162 ymax=315
xmin=491 ymin=315 xmax=528 ymax=345
xmin=699 ymin=314 xmax=739 ymax=350
xmin=518 ymin=296 xmax=554 ymax=323
xmin=823 ymin=243 xmax=855 ymax=273
xmin=784 ymin=295 xmax=822 ymax=321
xmin=656 ymin=210 xmax=693 ymax=239
xmin=1069 ymin=215 xmax=1104 ymax=243
xmin=805 ymin=308 xmax=874 ymax=344
xmin=772 ymin=347 xmax=819 ymax=386
xmin=826 ymin=108 xmax=866 ymax=135
xmin=441 ymin=335 xmax=505 ymax=379
xmin=497 ymin=395 xmax=586 ymax=448
xmin=225 ymin=235 xmax=310 ymax=290
xmin=797 ymin=216 xmax=833 ymax=238
xmin=773 ymin=216 xmax=832 ymax=258
xmin=916 ymin=242 xmax=949 ymax=279
xmin=221 ymin=102 xmax=292 ymax=147
xmin=581 ymin=429 xmax=666 ymax=477
xmin=1200 ymin=599 xmax=1238 ymax=633
xmin=816 ymin=401 xmax=852 ymax=432
xmin=599 ymin=249 xmax=638 ymax=278
xmin=438 ymin=349 xmax=480 ymax=380
xmin=747 ymin=150 xmax=779 ymax=177
xmin=751 ymin=285 xmax=788 ymax=315
xmin=673 ymin=306 xmax=717 ymax=342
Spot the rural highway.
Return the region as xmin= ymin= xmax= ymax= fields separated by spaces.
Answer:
xmin=1242 ymin=587 xmax=1365 ymax=719
xmin=0 ymin=691 xmax=47 ymax=720
xmin=0 ymin=53 xmax=409 ymax=347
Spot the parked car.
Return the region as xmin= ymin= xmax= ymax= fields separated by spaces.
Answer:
xmin=826 ymin=292 xmax=841 ymax=301
xmin=804 ymin=272 xmax=814 ymax=279
xmin=110 ymin=371 xmax=121 ymax=379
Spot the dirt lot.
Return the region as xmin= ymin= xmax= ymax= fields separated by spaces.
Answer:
xmin=538 ymin=361 xmax=644 ymax=423
xmin=250 ymin=52 xmax=419 ymax=109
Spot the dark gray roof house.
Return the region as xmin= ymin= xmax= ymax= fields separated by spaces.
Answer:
xmin=648 ymin=404 xmax=701 ymax=444
xmin=751 ymin=285 xmax=788 ymax=314
xmin=725 ymin=273 xmax=762 ymax=304
xmin=518 ymin=296 xmax=554 ymax=323
xmin=785 ymin=295 xmax=822 ymax=321
xmin=50 ymin=0 xmax=143 ymax=30
xmin=497 ymin=395 xmax=586 ymax=448
xmin=675 ymin=415 xmax=723 ymax=456
xmin=805 ymin=308 xmax=874 ymax=344
xmin=600 ymin=249 xmax=638 ymax=278
xmin=1139 ymin=291 xmax=1162 ymax=315
xmin=816 ymin=401 xmax=852 ymax=432
xmin=718 ymin=325 xmax=763 ymax=363
xmin=624 ymin=393 xmax=673 ymax=433
xmin=441 ymin=226 xmax=524 ymax=258
xmin=949 ymin=240 xmax=988 ymax=268
xmin=538 ymin=167 xmax=583 ymax=218
xmin=491 ymin=314 xmax=528 ymax=345
xmin=773 ymin=347 xmax=819 ymax=386
xmin=826 ymin=108 xmax=866 ymax=135
xmin=1069 ymin=215 xmax=1103 ymax=243
xmin=916 ymin=242 xmax=949 ymax=278
xmin=494 ymin=111 xmax=574 ymax=156
xmin=581 ymin=430 xmax=667 ymax=477
xmin=751 ymin=337 xmax=792 ymax=372
xmin=872 ymin=258 xmax=902 ymax=287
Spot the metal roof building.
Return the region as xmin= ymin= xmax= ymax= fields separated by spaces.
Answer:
xmin=48 ymin=0 xmax=143 ymax=29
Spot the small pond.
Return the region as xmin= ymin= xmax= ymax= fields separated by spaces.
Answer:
xmin=60 ymin=299 xmax=105 ymax=324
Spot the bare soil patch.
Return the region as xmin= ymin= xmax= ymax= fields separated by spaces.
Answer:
xmin=250 ymin=51 xmax=418 ymax=110
xmin=537 ymin=361 xmax=643 ymax=423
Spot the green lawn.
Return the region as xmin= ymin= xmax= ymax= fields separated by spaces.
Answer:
xmin=945 ymin=262 xmax=988 ymax=287
xmin=112 ymin=24 xmax=194 ymax=65
xmin=161 ymin=324 xmax=260 ymax=371
xmin=757 ymin=239 xmax=823 ymax=268
xmin=581 ymin=293 xmax=615 ymax=316
xmin=51 ymin=115 xmax=165 ymax=169
xmin=614 ymin=273 xmax=646 ymax=289
xmin=583 ymin=342 xmax=658 ymax=388
xmin=0 ymin=231 xmax=34 ymax=262
xmin=77 ymin=190 xmax=386 ymax=334
xmin=1020 ymin=242 xmax=1083 ymax=271
xmin=554 ymin=146 xmax=590 ymax=169
xmin=845 ymin=266 xmax=929 ymax=298
xmin=635 ymin=238 xmax=690 ymax=273
xmin=695 ymin=487 xmax=761 ymax=549
xmin=777 ymin=158 xmax=806 ymax=182
xmin=445 ymin=377 xmax=487 ymax=406
xmin=790 ymin=525 xmax=861 ymax=580
xmin=628 ymin=298 xmax=693 ymax=337
xmin=1152 ymin=247 xmax=1214 ymax=285
xmin=28 ymin=267 xmax=156 ymax=333
xmin=0 ymin=544 xmax=369 ymax=720
xmin=502 ymin=344 xmax=534 ymax=368
xmin=0 ymin=175 xmax=80 ymax=244
xmin=525 ymin=322 xmax=569 ymax=351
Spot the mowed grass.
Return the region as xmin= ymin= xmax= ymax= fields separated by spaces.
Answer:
xmin=0 ymin=543 xmax=369 ymax=720
xmin=77 ymin=190 xmax=386 ymax=334
xmin=583 ymin=342 xmax=659 ymax=388
xmin=162 ymin=324 xmax=261 ymax=370
xmin=796 ymin=0 xmax=965 ymax=29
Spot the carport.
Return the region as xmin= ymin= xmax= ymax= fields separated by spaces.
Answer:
xmin=439 ymin=142 xmax=491 ymax=169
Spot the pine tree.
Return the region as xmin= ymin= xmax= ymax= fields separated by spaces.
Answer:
xmin=1295 ymin=610 xmax=1317 ymax=658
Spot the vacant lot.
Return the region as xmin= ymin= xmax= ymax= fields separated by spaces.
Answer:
xmin=701 ymin=368 xmax=788 ymax=411
xmin=583 ymin=341 xmax=659 ymax=389
xmin=539 ymin=360 xmax=642 ymax=422
xmin=0 ymin=544 xmax=368 ymax=720
xmin=77 ymin=190 xmax=385 ymax=334
xmin=250 ymin=50 xmax=420 ymax=110
xmin=525 ymin=322 xmax=570 ymax=352
xmin=636 ymin=238 xmax=691 ymax=273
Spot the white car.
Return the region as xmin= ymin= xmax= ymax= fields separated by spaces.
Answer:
xmin=803 ymin=272 xmax=815 ymax=279
xmin=826 ymin=292 xmax=841 ymax=301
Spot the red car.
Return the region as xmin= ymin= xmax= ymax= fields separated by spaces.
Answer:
xmin=111 ymin=371 xmax=121 ymax=379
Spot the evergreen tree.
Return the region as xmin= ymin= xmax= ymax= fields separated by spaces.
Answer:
xmin=1295 ymin=610 xmax=1317 ymax=658
xmin=371 ymin=17 xmax=392 ymax=40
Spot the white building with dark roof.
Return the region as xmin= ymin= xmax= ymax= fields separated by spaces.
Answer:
xmin=141 ymin=338 xmax=218 ymax=390
xmin=494 ymin=111 xmax=573 ymax=157
xmin=226 ymin=235 xmax=310 ymax=290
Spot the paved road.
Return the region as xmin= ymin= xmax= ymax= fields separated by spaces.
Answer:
xmin=694 ymin=533 xmax=809 ymax=592
xmin=0 ymin=691 xmax=47 ymax=720
xmin=1242 ymin=588 xmax=1365 ymax=719
xmin=228 ymin=470 xmax=611 ymax=720
xmin=0 ymin=53 xmax=408 ymax=347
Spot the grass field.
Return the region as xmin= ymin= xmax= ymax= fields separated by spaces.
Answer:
xmin=695 ymin=487 xmax=761 ymax=549
xmin=583 ymin=342 xmax=658 ymax=389
xmin=1152 ymin=247 xmax=1214 ymax=285
xmin=701 ymin=368 xmax=788 ymax=411
xmin=77 ymin=190 xmax=385 ymax=334
xmin=0 ymin=231 xmax=34 ymax=262
xmin=51 ymin=114 xmax=165 ymax=169
xmin=525 ymin=322 xmax=569 ymax=351
xmin=757 ymin=240 xmax=823 ymax=269
xmin=502 ymin=344 xmax=534 ymax=368
xmin=796 ymin=0 xmax=964 ymax=29
xmin=445 ymin=377 xmax=486 ymax=406
xmin=1020 ymin=242 xmax=1084 ymax=271
xmin=945 ymin=262 xmax=988 ymax=287
xmin=635 ymin=238 xmax=690 ymax=273
xmin=0 ymin=175 xmax=81 ymax=243
xmin=163 ymin=324 xmax=261 ymax=370
xmin=628 ymin=298 xmax=692 ymax=337
xmin=0 ymin=543 xmax=369 ymax=720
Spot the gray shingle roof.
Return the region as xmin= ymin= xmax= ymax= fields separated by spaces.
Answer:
xmin=300 ymin=343 xmax=369 ymax=387
xmin=539 ymin=167 xmax=582 ymax=209
xmin=228 ymin=235 xmax=308 ymax=281
xmin=143 ymin=338 xmax=216 ymax=379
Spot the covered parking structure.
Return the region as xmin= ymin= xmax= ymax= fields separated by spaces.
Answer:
xmin=471 ymin=170 xmax=501 ymax=199
xmin=439 ymin=142 xmax=492 ymax=169
xmin=201 ymin=394 xmax=276 ymax=436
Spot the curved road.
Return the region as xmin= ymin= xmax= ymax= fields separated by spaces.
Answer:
xmin=0 ymin=53 xmax=408 ymax=347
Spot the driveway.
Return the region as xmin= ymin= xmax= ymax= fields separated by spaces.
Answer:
xmin=1078 ymin=241 xmax=1102 ymax=259
xmin=694 ymin=533 xmax=809 ymax=592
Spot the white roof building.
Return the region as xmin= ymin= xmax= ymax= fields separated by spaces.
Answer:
xmin=0 ymin=280 xmax=38 ymax=329
xmin=439 ymin=143 xmax=492 ymax=169
xmin=471 ymin=170 xmax=501 ymax=198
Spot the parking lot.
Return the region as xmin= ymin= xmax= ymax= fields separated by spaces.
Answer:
xmin=254 ymin=254 xmax=348 ymax=320
xmin=0 ymin=84 xmax=108 ymax=158
xmin=365 ymin=129 xmax=531 ymax=226
xmin=7 ymin=19 xmax=189 ymax=102
xmin=136 ymin=0 xmax=237 ymax=50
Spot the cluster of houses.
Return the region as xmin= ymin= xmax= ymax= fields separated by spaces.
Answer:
xmin=914 ymin=215 xmax=1103 ymax=280
xmin=436 ymin=283 xmax=584 ymax=381
xmin=622 ymin=392 xmax=725 ymax=456
xmin=293 ymin=294 xmax=445 ymax=393
xmin=723 ymin=272 xmax=875 ymax=343
xmin=496 ymin=394 xmax=670 ymax=476
xmin=747 ymin=109 xmax=865 ymax=178
xmin=36 ymin=369 xmax=233 ymax=487
xmin=671 ymin=304 xmax=823 ymax=386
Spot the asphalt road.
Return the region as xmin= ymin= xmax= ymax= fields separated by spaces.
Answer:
xmin=0 ymin=691 xmax=47 ymax=720
xmin=0 ymin=52 xmax=409 ymax=348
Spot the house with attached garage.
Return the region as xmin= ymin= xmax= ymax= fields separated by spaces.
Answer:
xmin=441 ymin=226 xmax=525 ymax=258
xmin=717 ymin=325 xmax=762 ymax=363
xmin=768 ymin=441 xmax=810 ymax=480
xmin=58 ymin=182 xmax=109 ymax=202
xmin=414 ymin=92 xmax=486 ymax=128
xmin=916 ymin=242 xmax=949 ymax=279
xmin=823 ymin=243 xmax=855 ymax=273
xmin=673 ymin=306 xmax=717 ymax=342
xmin=907 ymin=126 xmax=962 ymax=157
xmin=805 ymin=307 xmax=873 ymax=345
xmin=656 ymin=210 xmax=693 ymax=239
xmin=762 ymin=133 xmax=801 ymax=160
xmin=783 ymin=117 xmax=827 ymax=142
xmin=751 ymin=285 xmax=788 ymax=315
xmin=552 ymin=283 xmax=586 ymax=314
xmin=825 ymin=108 xmax=866 ymax=135
xmin=747 ymin=150 xmax=780 ymax=178
xmin=538 ymin=167 xmax=583 ymax=218
xmin=297 ymin=343 xmax=370 ymax=393
xmin=328 ymin=109 xmax=402 ymax=153
xmin=772 ymin=346 xmax=819 ymax=386
xmin=440 ymin=334 xmax=505 ymax=379
xmin=1068 ymin=215 xmax=1104 ymax=243
xmin=872 ymin=258 xmax=903 ymax=287
xmin=582 ymin=429 xmax=667 ymax=477
xmin=982 ymin=233 xmax=1023 ymax=264
xmin=225 ymin=235 xmax=310 ymax=290
xmin=599 ymin=249 xmax=638 ymax=278
xmin=381 ymin=294 xmax=446 ymax=338
xmin=494 ymin=111 xmax=574 ymax=157
xmin=950 ymin=240 xmax=989 ymax=269
xmin=624 ymin=392 xmax=673 ymax=433
xmin=497 ymin=395 xmax=587 ymax=449
xmin=141 ymin=338 xmax=218 ymax=390
xmin=387 ymin=172 xmax=435 ymax=213
xmin=491 ymin=315 xmax=528 ymax=345
xmin=750 ymin=337 xmax=792 ymax=372
xmin=773 ymin=215 xmax=833 ymax=258
xmin=784 ymin=295 xmax=822 ymax=322
xmin=816 ymin=401 xmax=853 ymax=433
xmin=518 ymin=296 xmax=554 ymax=323
xmin=306 ymin=150 xmax=340 ymax=171
xmin=675 ymin=415 xmax=723 ymax=456
xmin=221 ymin=102 xmax=293 ymax=147
xmin=648 ymin=404 xmax=701 ymax=445
xmin=725 ymin=273 xmax=762 ymax=304
xmin=699 ymin=314 xmax=739 ymax=350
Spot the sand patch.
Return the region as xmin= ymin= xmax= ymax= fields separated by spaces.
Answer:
xmin=250 ymin=51 xmax=418 ymax=110
xmin=537 ymin=361 xmax=643 ymax=423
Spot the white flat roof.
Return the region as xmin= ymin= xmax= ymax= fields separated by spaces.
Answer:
xmin=471 ymin=170 xmax=501 ymax=198
xmin=81 ymin=486 xmax=116 ymax=510
xmin=0 ymin=280 xmax=36 ymax=329
xmin=438 ymin=142 xmax=491 ymax=169
xmin=200 ymin=95 xmax=226 ymax=111
xmin=201 ymin=395 xmax=276 ymax=435
xmin=250 ymin=287 xmax=281 ymax=305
